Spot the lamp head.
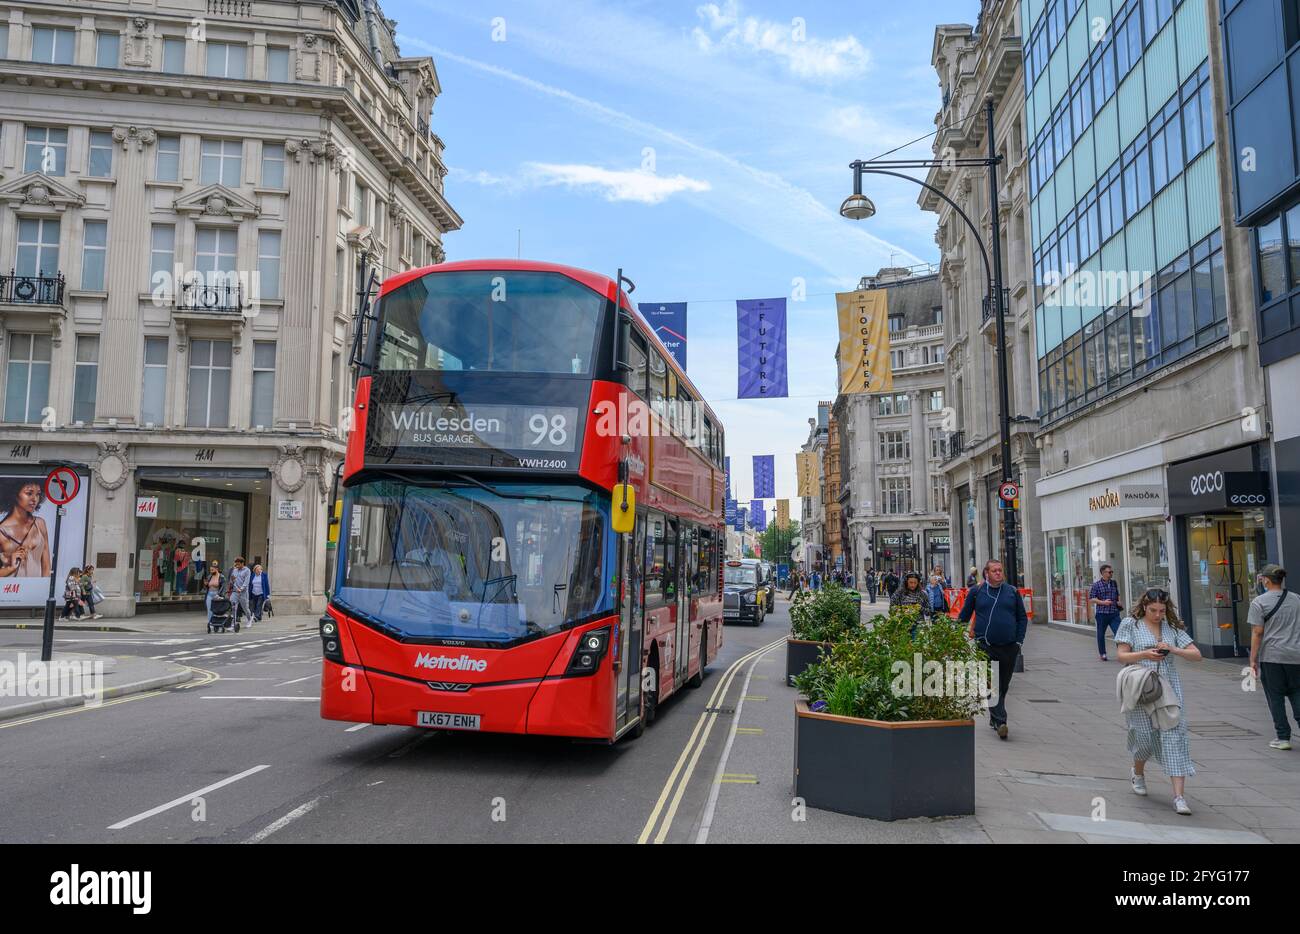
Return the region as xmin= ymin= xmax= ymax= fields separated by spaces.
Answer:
xmin=839 ymin=193 xmax=876 ymax=221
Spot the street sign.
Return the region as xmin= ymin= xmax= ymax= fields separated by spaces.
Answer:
xmin=998 ymin=481 xmax=1019 ymax=502
xmin=44 ymin=466 xmax=80 ymax=505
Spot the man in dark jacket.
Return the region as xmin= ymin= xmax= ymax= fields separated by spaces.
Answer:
xmin=959 ymin=559 xmax=1029 ymax=740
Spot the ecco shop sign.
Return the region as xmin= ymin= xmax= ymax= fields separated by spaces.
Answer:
xmin=1168 ymin=454 xmax=1269 ymax=514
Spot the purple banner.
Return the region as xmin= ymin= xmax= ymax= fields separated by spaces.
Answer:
xmin=752 ymin=500 xmax=767 ymax=532
xmin=640 ymin=302 xmax=687 ymax=370
xmin=753 ymin=455 xmax=775 ymax=499
xmin=734 ymin=506 xmax=747 ymax=532
xmin=736 ymin=298 xmax=788 ymax=398
xmin=725 ymin=497 xmax=737 ymax=525
xmin=725 ymin=455 xmax=731 ymax=499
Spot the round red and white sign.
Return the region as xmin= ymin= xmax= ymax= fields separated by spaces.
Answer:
xmin=998 ymin=481 xmax=1019 ymax=502
xmin=44 ymin=466 xmax=80 ymax=505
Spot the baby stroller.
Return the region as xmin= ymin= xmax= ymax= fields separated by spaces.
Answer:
xmin=207 ymin=596 xmax=239 ymax=633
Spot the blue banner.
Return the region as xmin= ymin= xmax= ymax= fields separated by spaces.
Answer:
xmin=724 ymin=455 xmax=731 ymax=499
xmin=640 ymin=302 xmax=687 ymax=370
xmin=734 ymin=506 xmax=746 ymax=532
xmin=725 ymin=497 xmax=737 ymax=524
xmin=753 ymin=455 xmax=775 ymax=499
xmin=736 ymin=298 xmax=788 ymax=399
xmin=752 ymin=501 xmax=767 ymax=532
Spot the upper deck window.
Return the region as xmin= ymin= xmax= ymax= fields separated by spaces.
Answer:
xmin=375 ymin=271 xmax=605 ymax=376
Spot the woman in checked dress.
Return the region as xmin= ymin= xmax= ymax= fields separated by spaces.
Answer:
xmin=1115 ymin=589 xmax=1202 ymax=815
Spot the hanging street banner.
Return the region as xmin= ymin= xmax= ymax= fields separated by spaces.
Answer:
xmin=752 ymin=501 xmax=767 ymax=532
xmin=776 ymin=499 xmax=790 ymax=528
xmin=737 ymin=298 xmax=789 ymax=398
xmin=836 ymin=287 xmax=894 ymax=394
xmin=795 ymin=451 xmax=816 ymax=497
xmin=639 ymin=302 xmax=688 ymax=370
xmin=753 ymin=454 xmax=775 ymax=499
xmin=725 ymin=497 xmax=737 ymax=525
xmin=734 ymin=506 xmax=747 ymax=532
xmin=725 ymin=455 xmax=731 ymax=499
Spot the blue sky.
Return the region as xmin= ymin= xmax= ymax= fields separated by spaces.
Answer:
xmin=388 ymin=0 xmax=979 ymax=512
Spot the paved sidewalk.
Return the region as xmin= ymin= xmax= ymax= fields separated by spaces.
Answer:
xmin=0 ymin=610 xmax=319 ymax=636
xmin=704 ymin=619 xmax=1300 ymax=844
xmin=0 ymin=649 xmax=193 ymax=723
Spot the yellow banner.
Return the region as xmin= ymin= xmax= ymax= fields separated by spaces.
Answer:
xmin=795 ymin=451 xmax=815 ymax=497
xmin=776 ymin=499 xmax=790 ymax=528
xmin=836 ymin=288 xmax=893 ymax=394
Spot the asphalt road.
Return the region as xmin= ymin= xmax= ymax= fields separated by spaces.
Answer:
xmin=0 ymin=601 xmax=789 ymax=844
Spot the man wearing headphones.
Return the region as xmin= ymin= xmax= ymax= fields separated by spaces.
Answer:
xmin=959 ymin=559 xmax=1029 ymax=740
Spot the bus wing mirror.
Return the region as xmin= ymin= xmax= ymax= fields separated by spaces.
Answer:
xmin=611 ymin=484 xmax=636 ymax=535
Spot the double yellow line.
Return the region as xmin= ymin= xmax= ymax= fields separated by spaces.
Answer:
xmin=637 ymin=637 xmax=783 ymax=844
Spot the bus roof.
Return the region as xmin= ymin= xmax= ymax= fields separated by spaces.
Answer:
xmin=377 ymin=259 xmax=721 ymax=431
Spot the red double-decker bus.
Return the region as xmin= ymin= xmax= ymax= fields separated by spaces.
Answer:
xmin=320 ymin=260 xmax=726 ymax=741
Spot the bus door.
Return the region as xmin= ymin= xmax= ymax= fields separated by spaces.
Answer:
xmin=674 ymin=524 xmax=693 ymax=688
xmin=616 ymin=514 xmax=645 ymax=732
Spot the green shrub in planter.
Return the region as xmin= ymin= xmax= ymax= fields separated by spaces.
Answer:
xmin=793 ymin=608 xmax=988 ymax=723
xmin=788 ymin=583 xmax=864 ymax=643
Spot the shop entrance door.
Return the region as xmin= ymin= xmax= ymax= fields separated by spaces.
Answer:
xmin=1183 ymin=513 xmax=1266 ymax=656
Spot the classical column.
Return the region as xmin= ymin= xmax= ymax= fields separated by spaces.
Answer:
xmin=100 ymin=125 xmax=157 ymax=422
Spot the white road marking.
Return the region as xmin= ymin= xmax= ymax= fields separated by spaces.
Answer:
xmin=275 ymin=675 xmax=316 ymax=686
xmin=242 ymin=797 xmax=321 ymax=844
xmin=108 ymin=765 xmax=271 ymax=830
xmin=199 ymin=696 xmax=318 ymax=701
xmin=1034 ymin=811 xmax=1269 ymax=844
xmin=344 ymin=723 xmax=371 ymax=732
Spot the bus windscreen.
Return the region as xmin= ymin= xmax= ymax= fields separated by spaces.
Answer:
xmin=336 ymin=480 xmax=615 ymax=642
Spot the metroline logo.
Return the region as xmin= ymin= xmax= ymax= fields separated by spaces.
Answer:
xmin=414 ymin=652 xmax=487 ymax=673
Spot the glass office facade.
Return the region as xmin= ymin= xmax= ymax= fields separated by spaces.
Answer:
xmin=1023 ymin=0 xmax=1226 ymax=424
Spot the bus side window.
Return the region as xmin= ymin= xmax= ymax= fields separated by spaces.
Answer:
xmin=648 ymin=350 xmax=667 ymax=415
xmin=645 ymin=512 xmax=665 ymax=608
xmin=628 ymin=331 xmax=648 ymax=398
xmin=661 ymin=518 xmax=677 ymax=602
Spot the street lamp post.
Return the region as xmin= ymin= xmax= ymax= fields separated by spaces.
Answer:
xmin=841 ymin=95 xmax=1019 ymax=585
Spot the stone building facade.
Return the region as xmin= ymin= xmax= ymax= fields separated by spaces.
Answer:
xmin=0 ymin=0 xmax=461 ymax=616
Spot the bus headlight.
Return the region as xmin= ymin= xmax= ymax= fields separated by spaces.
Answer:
xmin=565 ymin=626 xmax=610 ymax=676
xmin=320 ymin=615 xmax=344 ymax=663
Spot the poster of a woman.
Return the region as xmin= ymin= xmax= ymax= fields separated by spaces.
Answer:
xmin=0 ymin=478 xmax=52 ymax=578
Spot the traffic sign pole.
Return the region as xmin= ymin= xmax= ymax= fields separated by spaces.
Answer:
xmin=40 ymin=466 xmax=80 ymax=662
xmin=40 ymin=505 xmax=64 ymax=662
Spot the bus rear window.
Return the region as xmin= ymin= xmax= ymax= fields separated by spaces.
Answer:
xmin=375 ymin=271 xmax=605 ymax=376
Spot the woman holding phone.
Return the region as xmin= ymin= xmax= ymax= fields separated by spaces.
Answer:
xmin=1115 ymin=589 xmax=1202 ymax=815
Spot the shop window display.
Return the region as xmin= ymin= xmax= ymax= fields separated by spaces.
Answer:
xmin=134 ymin=486 xmax=245 ymax=603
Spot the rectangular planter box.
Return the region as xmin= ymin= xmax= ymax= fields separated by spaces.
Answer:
xmin=786 ymin=638 xmax=832 ymax=687
xmin=794 ymin=698 xmax=974 ymax=821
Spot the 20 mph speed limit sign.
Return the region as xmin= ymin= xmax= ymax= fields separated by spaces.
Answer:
xmin=998 ymin=481 xmax=1019 ymax=502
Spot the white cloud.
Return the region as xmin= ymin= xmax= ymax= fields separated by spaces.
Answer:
xmin=525 ymin=163 xmax=710 ymax=204
xmin=692 ymin=0 xmax=870 ymax=81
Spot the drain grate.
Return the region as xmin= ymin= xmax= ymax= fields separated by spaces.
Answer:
xmin=1025 ymin=698 xmax=1060 ymax=703
xmin=705 ymin=706 xmax=736 ymax=715
xmin=1189 ymin=721 xmax=1261 ymax=739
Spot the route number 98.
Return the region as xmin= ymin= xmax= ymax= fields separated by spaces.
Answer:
xmin=528 ymin=413 xmax=568 ymax=447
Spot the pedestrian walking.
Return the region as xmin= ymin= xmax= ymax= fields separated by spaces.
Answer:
xmin=1090 ymin=563 xmax=1123 ymax=661
xmin=890 ymin=571 xmax=930 ymax=616
xmin=925 ymin=573 xmax=949 ymax=616
xmin=228 ymin=556 xmax=252 ymax=627
xmin=811 ymin=570 xmax=821 ymax=591
xmin=60 ymin=569 xmax=86 ymax=619
xmin=786 ymin=570 xmax=800 ymax=600
xmin=250 ymin=562 xmax=272 ymax=622
xmin=1248 ymin=564 xmax=1300 ymax=751
xmin=864 ymin=567 xmax=877 ymax=604
xmin=882 ymin=569 xmax=899 ymax=595
xmin=205 ymin=559 xmax=224 ymax=625
xmin=959 ymin=559 xmax=1029 ymax=740
xmin=80 ymin=565 xmax=103 ymax=620
xmin=1115 ymin=588 xmax=1202 ymax=815
xmin=965 ymin=566 xmax=979 ymax=588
